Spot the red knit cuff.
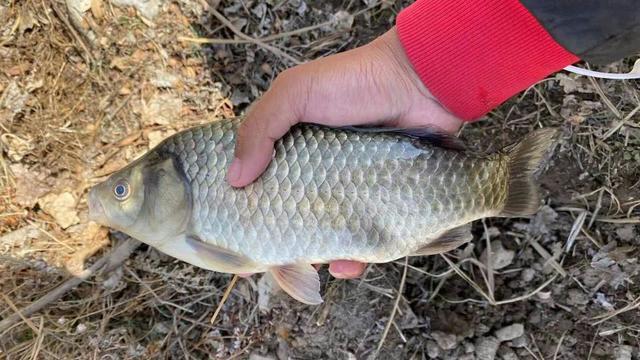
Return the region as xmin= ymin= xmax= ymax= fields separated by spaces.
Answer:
xmin=396 ymin=0 xmax=580 ymax=121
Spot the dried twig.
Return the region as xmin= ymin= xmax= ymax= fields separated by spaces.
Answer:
xmin=208 ymin=8 xmax=301 ymax=65
xmin=0 ymin=238 xmax=140 ymax=333
xmin=50 ymin=2 xmax=95 ymax=65
xmin=553 ymin=330 xmax=569 ymax=360
xmin=0 ymin=293 xmax=40 ymax=336
xmin=592 ymin=296 xmax=640 ymax=326
xmin=180 ymin=3 xmax=379 ymax=46
xmin=586 ymin=73 xmax=622 ymax=119
xmin=210 ymin=274 xmax=239 ymax=324
xmin=375 ymin=257 xmax=408 ymax=355
xmin=528 ymin=237 xmax=567 ymax=277
xmin=565 ymin=211 xmax=587 ymax=253
xmin=602 ymin=103 xmax=640 ymax=140
xmin=482 ymin=219 xmax=495 ymax=301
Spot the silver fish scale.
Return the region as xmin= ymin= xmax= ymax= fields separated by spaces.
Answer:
xmin=161 ymin=118 xmax=507 ymax=267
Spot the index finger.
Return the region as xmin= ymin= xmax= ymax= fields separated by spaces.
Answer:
xmin=226 ymin=71 xmax=306 ymax=188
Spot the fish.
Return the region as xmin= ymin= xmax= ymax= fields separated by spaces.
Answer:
xmin=88 ymin=117 xmax=558 ymax=304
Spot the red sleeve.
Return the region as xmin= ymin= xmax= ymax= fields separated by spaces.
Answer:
xmin=396 ymin=0 xmax=580 ymax=121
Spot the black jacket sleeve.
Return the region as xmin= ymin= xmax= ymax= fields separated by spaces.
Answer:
xmin=520 ymin=0 xmax=640 ymax=65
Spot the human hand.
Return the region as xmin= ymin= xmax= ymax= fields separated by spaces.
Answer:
xmin=228 ymin=27 xmax=463 ymax=279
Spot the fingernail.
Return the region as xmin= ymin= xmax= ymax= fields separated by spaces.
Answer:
xmin=227 ymin=158 xmax=242 ymax=184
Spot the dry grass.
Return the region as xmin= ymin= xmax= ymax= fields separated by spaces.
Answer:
xmin=1 ymin=0 xmax=639 ymax=358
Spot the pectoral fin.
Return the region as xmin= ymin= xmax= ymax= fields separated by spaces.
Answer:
xmin=412 ymin=224 xmax=473 ymax=256
xmin=270 ymin=264 xmax=323 ymax=305
xmin=156 ymin=235 xmax=255 ymax=273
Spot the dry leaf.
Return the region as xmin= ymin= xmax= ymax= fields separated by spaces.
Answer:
xmin=110 ymin=0 xmax=161 ymax=20
xmin=556 ymin=73 xmax=593 ymax=93
xmin=147 ymin=129 xmax=175 ymax=149
xmin=109 ymin=57 xmax=129 ymax=71
xmin=9 ymin=163 xmax=50 ymax=207
xmin=39 ymin=192 xmax=80 ymax=229
xmin=0 ymin=81 xmax=29 ymax=115
xmin=141 ymin=93 xmax=182 ymax=126
xmin=561 ymin=95 xmax=602 ymax=124
xmin=18 ymin=8 xmax=38 ymax=34
xmin=66 ymin=0 xmax=91 ymax=14
xmin=5 ymin=63 xmax=30 ymax=76
xmin=150 ymin=69 xmax=180 ymax=88
xmin=131 ymin=49 xmax=148 ymax=62
xmin=1 ymin=133 xmax=33 ymax=162
xmin=65 ymin=222 xmax=109 ymax=275
xmin=90 ymin=0 xmax=105 ymax=19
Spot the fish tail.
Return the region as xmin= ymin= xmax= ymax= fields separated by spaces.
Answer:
xmin=499 ymin=128 xmax=559 ymax=217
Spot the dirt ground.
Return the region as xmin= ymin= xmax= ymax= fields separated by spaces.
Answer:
xmin=1 ymin=0 xmax=639 ymax=359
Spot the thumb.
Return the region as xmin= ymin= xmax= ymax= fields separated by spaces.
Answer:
xmin=226 ymin=70 xmax=307 ymax=187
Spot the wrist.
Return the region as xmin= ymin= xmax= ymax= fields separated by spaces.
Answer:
xmin=396 ymin=0 xmax=579 ymax=120
xmin=365 ymin=27 xmax=463 ymax=133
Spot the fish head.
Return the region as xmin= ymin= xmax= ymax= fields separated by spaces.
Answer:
xmin=88 ymin=152 xmax=191 ymax=245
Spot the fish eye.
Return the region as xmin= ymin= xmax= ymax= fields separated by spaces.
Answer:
xmin=113 ymin=180 xmax=130 ymax=201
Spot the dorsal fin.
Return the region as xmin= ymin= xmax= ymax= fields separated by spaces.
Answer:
xmin=338 ymin=125 xmax=466 ymax=151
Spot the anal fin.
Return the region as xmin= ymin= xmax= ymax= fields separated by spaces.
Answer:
xmin=270 ymin=264 xmax=323 ymax=305
xmin=412 ymin=224 xmax=473 ymax=256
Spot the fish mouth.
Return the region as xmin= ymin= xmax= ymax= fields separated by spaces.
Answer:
xmin=87 ymin=187 xmax=107 ymax=225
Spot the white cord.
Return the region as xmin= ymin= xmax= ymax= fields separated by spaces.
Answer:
xmin=564 ymin=65 xmax=640 ymax=80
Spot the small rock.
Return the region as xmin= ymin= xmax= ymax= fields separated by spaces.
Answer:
xmin=426 ymin=340 xmax=441 ymax=359
xmin=103 ymin=267 xmax=124 ymax=290
xmin=495 ymin=324 xmax=524 ymax=342
xmin=39 ymin=192 xmax=80 ymax=229
xmin=249 ymin=353 xmax=276 ymax=360
xmin=498 ymin=345 xmax=519 ymax=360
xmin=475 ymin=323 xmax=491 ymax=336
xmin=230 ymin=89 xmax=250 ymax=106
xmin=614 ymin=344 xmax=632 ymax=360
xmin=150 ymin=69 xmax=179 ymax=88
xmin=520 ymin=268 xmax=536 ymax=283
xmin=528 ymin=205 xmax=558 ymax=237
xmin=463 ymin=341 xmax=475 ymax=354
xmin=476 ymin=336 xmax=500 ymax=360
xmin=276 ymin=338 xmax=289 ymax=360
xmin=616 ymin=225 xmax=636 ymax=242
xmin=111 ymin=0 xmax=162 ymax=19
xmin=432 ymin=331 xmax=458 ymax=350
xmin=331 ymin=10 xmax=354 ymax=31
xmin=509 ymin=335 xmax=529 ymax=348
xmin=567 ymin=288 xmax=590 ymax=306
xmin=141 ymin=93 xmax=182 ymax=126
xmin=66 ymin=0 xmax=91 ymax=14
xmin=595 ymin=292 xmax=615 ymax=310
xmin=527 ymin=309 xmax=542 ymax=325
xmin=343 ymin=352 xmax=357 ymax=360
xmin=481 ymin=240 xmax=515 ymax=270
